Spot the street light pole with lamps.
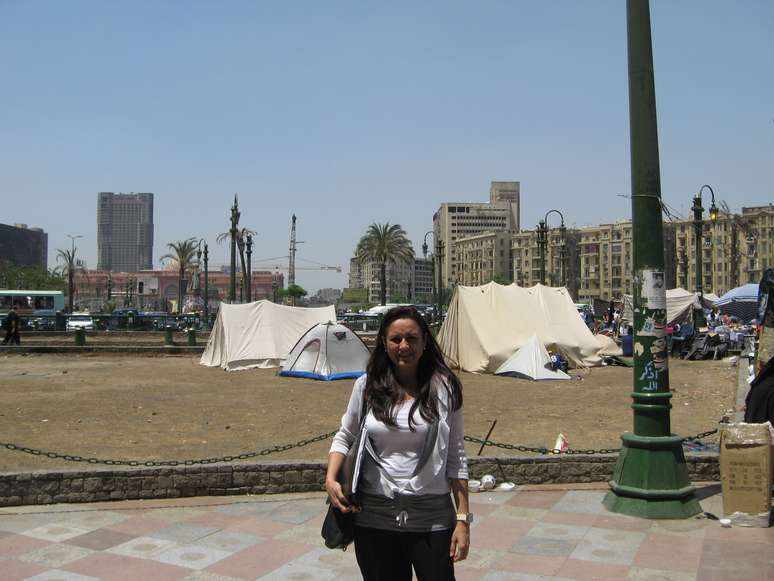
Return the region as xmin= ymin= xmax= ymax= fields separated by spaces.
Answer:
xmin=196 ymin=239 xmax=209 ymax=327
xmin=422 ymin=231 xmax=435 ymax=312
xmin=229 ymin=195 xmax=240 ymax=303
xmin=691 ymin=184 xmax=718 ymax=326
xmin=434 ymin=238 xmax=445 ymax=318
xmin=537 ymin=210 xmax=565 ymax=286
xmin=603 ymin=0 xmax=700 ymax=519
xmin=245 ymin=234 xmax=253 ymax=303
xmin=66 ymin=234 xmax=83 ymax=256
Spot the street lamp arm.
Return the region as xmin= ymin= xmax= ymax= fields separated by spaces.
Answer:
xmin=543 ymin=209 xmax=565 ymax=228
xmin=699 ymin=185 xmax=718 ymax=221
xmin=422 ymin=230 xmax=433 ymax=259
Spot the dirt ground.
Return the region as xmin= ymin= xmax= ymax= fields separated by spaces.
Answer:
xmin=0 ymin=353 xmax=736 ymax=473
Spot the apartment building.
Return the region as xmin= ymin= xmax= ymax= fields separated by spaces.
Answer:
xmin=348 ymin=256 xmax=415 ymax=304
xmin=576 ymin=221 xmax=676 ymax=303
xmin=578 ymin=222 xmax=632 ymax=302
xmin=511 ymin=228 xmax=581 ymax=297
xmin=433 ymin=181 xmax=520 ymax=288
xmin=455 ymin=231 xmax=511 ymax=287
xmin=674 ymin=204 xmax=774 ymax=295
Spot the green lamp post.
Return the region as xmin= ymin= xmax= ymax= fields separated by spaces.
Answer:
xmin=435 ymin=239 xmax=445 ymax=317
xmin=229 ymin=195 xmax=240 ymax=303
xmin=245 ymin=234 xmax=253 ymax=303
xmin=692 ymin=185 xmax=718 ymax=327
xmin=541 ymin=210 xmax=565 ymax=287
xmin=602 ymin=0 xmax=701 ymax=519
xmin=536 ymin=220 xmax=547 ymax=285
xmin=423 ymin=231 xmax=435 ymax=312
xmin=196 ymin=239 xmax=209 ymax=327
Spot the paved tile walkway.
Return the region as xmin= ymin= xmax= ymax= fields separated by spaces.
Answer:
xmin=0 ymin=483 xmax=771 ymax=580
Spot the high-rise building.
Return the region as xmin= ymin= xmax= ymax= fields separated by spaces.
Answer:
xmin=433 ymin=181 xmax=520 ymax=288
xmin=489 ymin=181 xmax=521 ymax=231
xmin=97 ymin=192 xmax=154 ymax=272
xmin=0 ymin=223 xmax=48 ymax=268
xmin=413 ymin=257 xmax=434 ymax=303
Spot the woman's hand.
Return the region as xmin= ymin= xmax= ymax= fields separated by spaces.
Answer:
xmin=449 ymin=521 xmax=470 ymax=562
xmin=325 ymin=478 xmax=352 ymax=513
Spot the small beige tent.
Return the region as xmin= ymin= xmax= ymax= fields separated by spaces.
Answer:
xmin=200 ymin=301 xmax=337 ymax=371
xmin=437 ymin=282 xmax=603 ymax=373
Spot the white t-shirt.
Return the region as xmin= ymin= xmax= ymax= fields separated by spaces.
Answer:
xmin=365 ymin=399 xmax=428 ymax=484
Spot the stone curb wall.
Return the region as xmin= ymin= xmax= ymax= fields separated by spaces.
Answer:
xmin=0 ymin=346 xmax=204 ymax=354
xmin=0 ymin=454 xmax=718 ymax=507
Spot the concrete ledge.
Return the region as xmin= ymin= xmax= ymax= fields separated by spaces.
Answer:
xmin=0 ymin=453 xmax=718 ymax=507
xmin=0 ymin=346 xmax=205 ymax=354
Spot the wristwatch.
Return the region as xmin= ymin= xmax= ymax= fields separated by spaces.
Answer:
xmin=456 ymin=513 xmax=474 ymax=524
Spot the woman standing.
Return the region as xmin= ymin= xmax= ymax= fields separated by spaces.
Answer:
xmin=327 ymin=306 xmax=470 ymax=581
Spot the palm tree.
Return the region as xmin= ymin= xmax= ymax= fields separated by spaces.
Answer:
xmin=56 ymin=248 xmax=80 ymax=313
xmin=355 ymin=223 xmax=415 ymax=306
xmin=161 ymin=238 xmax=198 ymax=314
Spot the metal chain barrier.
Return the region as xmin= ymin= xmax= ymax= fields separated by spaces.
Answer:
xmin=0 ymin=431 xmax=338 ymax=467
xmin=465 ymin=427 xmax=719 ymax=456
xmin=0 ymin=428 xmax=719 ymax=467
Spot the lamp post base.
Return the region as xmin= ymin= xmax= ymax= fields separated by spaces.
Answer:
xmin=603 ymin=433 xmax=702 ymax=519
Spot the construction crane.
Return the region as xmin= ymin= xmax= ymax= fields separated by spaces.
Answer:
xmin=283 ymin=214 xmax=342 ymax=283
xmin=250 ymin=256 xmax=341 ymax=273
xmin=289 ymin=214 xmax=299 ymax=286
xmin=251 ymin=215 xmax=341 ymax=280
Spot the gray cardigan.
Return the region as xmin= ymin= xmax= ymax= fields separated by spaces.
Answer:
xmin=330 ymin=374 xmax=468 ymax=497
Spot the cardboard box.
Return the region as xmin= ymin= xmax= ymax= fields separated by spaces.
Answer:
xmin=719 ymin=422 xmax=772 ymax=527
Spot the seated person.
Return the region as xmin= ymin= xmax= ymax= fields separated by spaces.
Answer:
xmin=745 ymin=356 xmax=774 ymax=425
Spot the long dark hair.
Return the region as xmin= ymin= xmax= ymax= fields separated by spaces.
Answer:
xmin=365 ymin=306 xmax=462 ymax=430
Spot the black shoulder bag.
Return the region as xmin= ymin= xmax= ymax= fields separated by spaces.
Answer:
xmin=321 ymin=398 xmax=368 ymax=550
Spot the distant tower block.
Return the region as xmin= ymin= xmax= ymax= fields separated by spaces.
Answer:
xmin=489 ymin=181 xmax=520 ymax=232
xmin=97 ymin=192 xmax=154 ymax=272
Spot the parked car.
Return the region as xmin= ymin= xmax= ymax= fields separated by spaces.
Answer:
xmin=112 ymin=308 xmax=140 ymax=318
xmin=66 ymin=314 xmax=95 ymax=331
xmin=30 ymin=309 xmax=57 ymax=331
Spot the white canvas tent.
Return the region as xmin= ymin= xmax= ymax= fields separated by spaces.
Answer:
xmin=200 ymin=301 xmax=337 ymax=371
xmin=437 ymin=282 xmax=604 ymax=373
xmin=595 ymin=334 xmax=623 ymax=357
xmin=494 ymin=334 xmax=571 ymax=380
xmin=622 ymin=288 xmax=715 ymax=326
xmin=279 ymin=322 xmax=370 ymax=381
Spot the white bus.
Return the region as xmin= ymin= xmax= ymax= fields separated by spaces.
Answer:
xmin=0 ymin=290 xmax=65 ymax=316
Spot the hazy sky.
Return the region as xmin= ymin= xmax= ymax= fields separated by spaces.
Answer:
xmin=1 ymin=1 xmax=772 ymax=292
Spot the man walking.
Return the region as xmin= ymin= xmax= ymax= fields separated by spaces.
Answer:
xmin=2 ymin=304 xmax=21 ymax=345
